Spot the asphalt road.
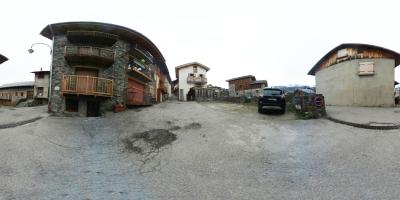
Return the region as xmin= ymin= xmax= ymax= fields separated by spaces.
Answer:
xmin=0 ymin=100 xmax=400 ymax=199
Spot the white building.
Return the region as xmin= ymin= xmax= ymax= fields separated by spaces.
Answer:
xmin=175 ymin=62 xmax=210 ymax=101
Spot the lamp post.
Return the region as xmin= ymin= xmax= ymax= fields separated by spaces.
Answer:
xmin=28 ymin=42 xmax=53 ymax=111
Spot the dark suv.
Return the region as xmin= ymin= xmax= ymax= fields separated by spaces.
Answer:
xmin=258 ymin=88 xmax=286 ymax=113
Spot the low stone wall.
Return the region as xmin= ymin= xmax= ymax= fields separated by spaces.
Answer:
xmin=290 ymin=94 xmax=326 ymax=119
xmin=196 ymin=96 xmax=258 ymax=105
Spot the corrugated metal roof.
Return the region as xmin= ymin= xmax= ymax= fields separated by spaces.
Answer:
xmin=0 ymin=81 xmax=34 ymax=89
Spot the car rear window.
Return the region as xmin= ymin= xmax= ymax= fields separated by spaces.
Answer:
xmin=263 ymin=89 xmax=282 ymax=95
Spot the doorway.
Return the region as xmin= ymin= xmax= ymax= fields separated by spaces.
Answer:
xmin=187 ymin=87 xmax=196 ymax=101
xmin=87 ymin=100 xmax=100 ymax=117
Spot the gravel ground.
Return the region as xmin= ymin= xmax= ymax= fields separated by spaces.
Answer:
xmin=0 ymin=100 xmax=400 ymax=199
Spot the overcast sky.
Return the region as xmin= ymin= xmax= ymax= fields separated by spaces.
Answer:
xmin=1 ymin=0 xmax=400 ymax=88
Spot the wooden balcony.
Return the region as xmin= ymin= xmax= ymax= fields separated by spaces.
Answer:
xmin=187 ymin=76 xmax=207 ymax=84
xmin=62 ymin=75 xmax=113 ymax=97
xmin=67 ymin=31 xmax=118 ymax=47
xmin=64 ymin=46 xmax=115 ymax=67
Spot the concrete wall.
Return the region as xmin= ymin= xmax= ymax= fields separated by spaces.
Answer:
xmin=315 ymin=58 xmax=395 ymax=107
xmin=178 ymin=66 xmax=207 ymax=101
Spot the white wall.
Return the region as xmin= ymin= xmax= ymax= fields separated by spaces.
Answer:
xmin=178 ymin=66 xmax=208 ymax=101
xmin=316 ymin=58 xmax=395 ymax=107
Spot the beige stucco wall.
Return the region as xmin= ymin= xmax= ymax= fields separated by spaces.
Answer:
xmin=33 ymin=73 xmax=50 ymax=99
xmin=315 ymin=58 xmax=395 ymax=107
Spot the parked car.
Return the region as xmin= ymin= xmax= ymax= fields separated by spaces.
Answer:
xmin=258 ymin=88 xmax=286 ymax=114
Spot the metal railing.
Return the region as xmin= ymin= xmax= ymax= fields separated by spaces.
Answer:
xmin=62 ymin=75 xmax=113 ymax=97
xmin=64 ymin=46 xmax=115 ymax=60
xmin=132 ymin=44 xmax=153 ymax=63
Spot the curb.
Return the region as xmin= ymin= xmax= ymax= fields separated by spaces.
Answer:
xmin=0 ymin=117 xmax=43 ymax=129
xmin=325 ymin=116 xmax=400 ymax=130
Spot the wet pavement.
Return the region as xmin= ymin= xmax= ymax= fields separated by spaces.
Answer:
xmin=1 ymin=101 xmax=400 ymax=199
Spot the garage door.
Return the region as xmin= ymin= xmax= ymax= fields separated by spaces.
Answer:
xmin=127 ymin=78 xmax=145 ymax=105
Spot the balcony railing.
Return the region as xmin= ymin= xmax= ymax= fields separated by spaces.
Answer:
xmin=62 ymin=75 xmax=113 ymax=97
xmin=64 ymin=46 xmax=115 ymax=67
xmin=127 ymin=59 xmax=153 ymax=82
xmin=67 ymin=31 xmax=118 ymax=46
xmin=131 ymin=44 xmax=153 ymax=63
xmin=187 ymin=76 xmax=207 ymax=84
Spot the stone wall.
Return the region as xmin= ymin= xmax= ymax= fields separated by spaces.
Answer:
xmin=49 ymin=36 xmax=73 ymax=113
xmin=49 ymin=36 xmax=131 ymax=115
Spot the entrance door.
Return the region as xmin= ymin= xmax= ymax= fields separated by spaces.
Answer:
xmin=75 ymin=68 xmax=98 ymax=94
xmin=87 ymin=100 xmax=100 ymax=117
xmin=127 ymin=78 xmax=146 ymax=105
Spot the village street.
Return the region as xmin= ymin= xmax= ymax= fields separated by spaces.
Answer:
xmin=1 ymin=100 xmax=400 ymax=199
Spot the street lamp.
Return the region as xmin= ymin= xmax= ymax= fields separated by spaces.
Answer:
xmin=28 ymin=43 xmax=52 ymax=55
xmin=28 ymin=42 xmax=53 ymax=111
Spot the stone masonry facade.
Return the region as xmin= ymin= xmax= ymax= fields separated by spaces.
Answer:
xmin=49 ymin=36 xmax=130 ymax=115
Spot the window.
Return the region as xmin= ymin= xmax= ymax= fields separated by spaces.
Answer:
xmin=193 ymin=66 xmax=198 ymax=73
xmin=189 ymin=73 xmax=194 ymax=77
xmin=38 ymin=73 xmax=44 ymax=79
xmin=359 ymin=62 xmax=374 ymax=76
xmin=15 ymin=92 xmax=17 ymax=96
xmin=20 ymin=92 xmax=24 ymax=96
xmin=263 ymin=89 xmax=283 ymax=96
xmin=37 ymin=87 xmax=44 ymax=97
xmin=199 ymin=74 xmax=204 ymax=77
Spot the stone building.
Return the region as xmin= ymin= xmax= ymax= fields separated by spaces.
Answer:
xmin=39 ymin=22 xmax=171 ymax=116
xmin=175 ymin=62 xmax=210 ymax=101
xmin=308 ymin=43 xmax=400 ymax=107
xmin=31 ymin=70 xmax=50 ymax=104
xmin=0 ymin=54 xmax=8 ymax=64
xmin=226 ymin=75 xmax=268 ymax=97
xmin=0 ymin=81 xmax=34 ymax=106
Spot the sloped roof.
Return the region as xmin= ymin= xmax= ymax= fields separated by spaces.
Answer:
xmin=308 ymin=43 xmax=400 ymax=75
xmin=251 ymin=80 xmax=268 ymax=85
xmin=31 ymin=70 xmax=50 ymax=74
xmin=226 ymin=75 xmax=255 ymax=82
xmin=40 ymin=21 xmax=171 ymax=82
xmin=0 ymin=54 xmax=8 ymax=64
xmin=175 ymin=62 xmax=210 ymax=78
xmin=0 ymin=81 xmax=34 ymax=89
